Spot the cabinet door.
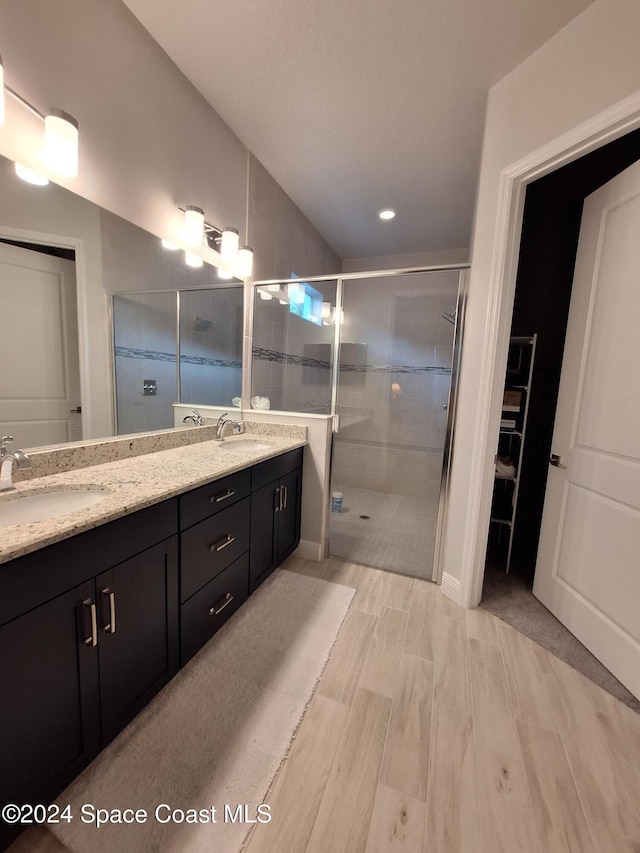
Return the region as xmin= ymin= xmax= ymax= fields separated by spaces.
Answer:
xmin=0 ymin=581 xmax=100 ymax=850
xmin=96 ymin=537 xmax=179 ymax=745
xmin=276 ymin=468 xmax=302 ymax=563
xmin=250 ymin=480 xmax=278 ymax=590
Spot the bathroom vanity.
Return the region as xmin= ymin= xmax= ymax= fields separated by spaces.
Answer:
xmin=0 ymin=434 xmax=304 ymax=851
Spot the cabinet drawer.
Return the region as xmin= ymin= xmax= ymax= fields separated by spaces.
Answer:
xmin=179 ymin=468 xmax=251 ymax=530
xmin=180 ymin=497 xmax=250 ymax=602
xmin=181 ymin=552 xmax=249 ymax=665
xmin=251 ymin=447 xmax=303 ymax=491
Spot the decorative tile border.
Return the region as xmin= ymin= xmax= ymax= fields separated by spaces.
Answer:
xmin=115 ymin=346 xmax=241 ymax=369
xmin=252 ymin=346 xmax=451 ymax=375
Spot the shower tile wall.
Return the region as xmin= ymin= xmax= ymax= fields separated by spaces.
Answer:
xmin=179 ymin=289 xmax=243 ymax=409
xmin=113 ymin=293 xmax=177 ymax=434
xmin=247 ymin=155 xmax=341 ymax=282
xmin=334 ymin=273 xmax=457 ymax=498
xmin=251 ymin=280 xmax=337 ymax=413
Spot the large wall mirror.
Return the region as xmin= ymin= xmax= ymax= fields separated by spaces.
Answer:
xmin=0 ymin=154 xmax=243 ymax=451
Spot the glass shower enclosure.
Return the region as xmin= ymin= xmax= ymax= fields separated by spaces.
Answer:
xmin=330 ymin=269 xmax=464 ymax=582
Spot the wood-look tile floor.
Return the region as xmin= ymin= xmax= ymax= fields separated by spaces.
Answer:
xmin=9 ymin=556 xmax=640 ymax=853
xmin=244 ymin=556 xmax=640 ymax=853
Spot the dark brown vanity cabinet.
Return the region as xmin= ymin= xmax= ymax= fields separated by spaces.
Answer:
xmin=250 ymin=447 xmax=303 ymax=592
xmin=179 ymin=469 xmax=251 ymax=666
xmin=0 ymin=501 xmax=179 ymax=852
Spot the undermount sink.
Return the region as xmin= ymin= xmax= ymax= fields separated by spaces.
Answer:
xmin=218 ymin=438 xmax=274 ymax=452
xmin=0 ymin=487 xmax=109 ymax=527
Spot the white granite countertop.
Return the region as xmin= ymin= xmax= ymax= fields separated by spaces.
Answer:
xmin=0 ymin=433 xmax=306 ymax=564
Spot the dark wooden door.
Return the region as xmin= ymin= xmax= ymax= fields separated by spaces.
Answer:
xmin=96 ymin=537 xmax=178 ymax=744
xmin=0 ymin=580 xmax=100 ymax=850
xmin=250 ymin=480 xmax=278 ymax=588
xmin=276 ymin=468 xmax=301 ymax=563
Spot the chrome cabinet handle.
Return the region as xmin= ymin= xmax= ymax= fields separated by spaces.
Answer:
xmin=101 ymin=587 xmax=116 ymax=634
xmin=210 ymin=534 xmax=235 ymax=552
xmin=210 ymin=592 xmax=234 ymax=616
xmin=83 ymin=598 xmax=98 ymax=647
xmin=211 ymin=489 xmax=235 ymax=504
xmin=274 ymin=486 xmax=281 ymax=513
xmin=282 ymin=485 xmax=288 ymax=510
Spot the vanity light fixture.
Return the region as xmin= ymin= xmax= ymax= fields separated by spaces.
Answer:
xmin=161 ymin=238 xmax=179 ymax=250
xmin=259 ymin=289 xmax=272 ymax=300
xmin=0 ymin=54 xmax=5 ymax=126
xmin=183 ymin=206 xmax=205 ymax=247
xmin=185 ymin=251 xmax=203 ymax=268
xmin=378 ymin=208 xmax=396 ymax=221
xmin=321 ymin=301 xmax=332 ymax=319
xmin=218 ymin=267 xmax=234 ymax=280
xmin=43 ymin=110 xmax=79 ymax=178
xmin=14 ymin=162 xmax=49 ymax=186
xmin=1 ymin=59 xmax=79 ymax=178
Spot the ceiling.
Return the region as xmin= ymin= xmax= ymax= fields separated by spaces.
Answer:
xmin=122 ymin=0 xmax=593 ymax=261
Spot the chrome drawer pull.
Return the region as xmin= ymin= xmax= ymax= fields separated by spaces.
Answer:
xmin=101 ymin=587 xmax=116 ymax=634
xmin=83 ymin=598 xmax=98 ymax=647
xmin=210 ymin=534 xmax=235 ymax=552
xmin=210 ymin=592 xmax=234 ymax=616
xmin=211 ymin=489 xmax=235 ymax=504
xmin=282 ymin=484 xmax=288 ymax=510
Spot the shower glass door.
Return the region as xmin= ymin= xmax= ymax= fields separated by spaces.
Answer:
xmin=329 ymin=269 xmax=462 ymax=581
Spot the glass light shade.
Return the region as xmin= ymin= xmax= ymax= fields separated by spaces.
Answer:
xmin=259 ymin=289 xmax=272 ymax=300
xmin=220 ymin=227 xmax=239 ymax=263
xmin=185 ymin=251 xmax=203 ymax=268
xmin=236 ymin=245 xmax=253 ymax=278
xmin=0 ymin=55 xmax=4 ymax=126
xmin=161 ymin=238 xmax=179 ymax=250
xmin=44 ymin=110 xmax=79 ymax=178
xmin=218 ymin=267 xmax=233 ymax=280
xmin=183 ymin=206 xmax=205 ymax=247
xmin=15 ymin=162 xmax=49 ymax=186
xmin=267 ymin=284 xmax=281 ymax=292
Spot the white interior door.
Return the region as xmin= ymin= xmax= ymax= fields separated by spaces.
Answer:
xmin=533 ymin=159 xmax=640 ymax=699
xmin=0 ymin=242 xmax=81 ymax=448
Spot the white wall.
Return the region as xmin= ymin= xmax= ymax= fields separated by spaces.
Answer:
xmin=443 ymin=0 xmax=640 ymax=604
xmin=342 ymin=248 xmax=469 ymax=273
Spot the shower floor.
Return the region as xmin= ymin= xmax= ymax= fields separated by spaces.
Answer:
xmin=328 ymin=485 xmax=439 ymax=580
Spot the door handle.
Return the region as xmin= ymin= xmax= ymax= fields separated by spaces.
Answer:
xmin=549 ymin=453 xmax=563 ymax=468
xmin=101 ymin=587 xmax=116 ymax=634
xmin=82 ymin=598 xmax=98 ymax=647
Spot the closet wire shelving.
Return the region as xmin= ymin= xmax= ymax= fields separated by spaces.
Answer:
xmin=489 ymin=334 xmax=537 ymax=572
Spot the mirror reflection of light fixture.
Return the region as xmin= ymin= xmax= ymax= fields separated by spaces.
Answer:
xmin=185 ymin=251 xmax=203 ymax=268
xmin=236 ymin=245 xmax=254 ymax=279
xmin=332 ymin=306 xmax=344 ymax=325
xmin=161 ymin=238 xmax=178 ymax=250
xmin=259 ymin=289 xmax=272 ymax=300
xmin=43 ymin=109 xmax=79 ymax=178
xmin=183 ymin=206 xmax=205 ymax=247
xmin=15 ymin=162 xmax=49 ymax=186
xmin=221 ymin=227 xmax=239 ymax=263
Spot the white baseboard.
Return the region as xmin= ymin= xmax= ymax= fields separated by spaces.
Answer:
xmin=441 ymin=571 xmax=463 ymax=606
xmin=293 ymin=540 xmax=324 ymax=561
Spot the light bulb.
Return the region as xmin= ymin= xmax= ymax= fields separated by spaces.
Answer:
xmin=43 ymin=110 xmax=79 ymax=178
xmin=161 ymin=238 xmax=178 ymax=250
xmin=221 ymin=227 xmax=239 ymax=263
xmin=15 ymin=162 xmax=49 ymax=186
xmin=183 ymin=206 xmax=205 ymax=247
xmin=218 ymin=267 xmax=233 ymax=280
xmin=185 ymin=251 xmax=203 ymax=268
xmin=236 ymin=245 xmax=253 ymax=278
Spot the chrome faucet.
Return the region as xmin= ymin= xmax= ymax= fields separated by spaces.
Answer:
xmin=0 ymin=436 xmax=32 ymax=491
xmin=215 ymin=413 xmax=242 ymax=441
xmin=182 ymin=409 xmax=205 ymax=426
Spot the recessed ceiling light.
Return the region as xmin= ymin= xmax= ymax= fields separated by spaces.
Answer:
xmin=378 ymin=208 xmax=396 ymax=221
